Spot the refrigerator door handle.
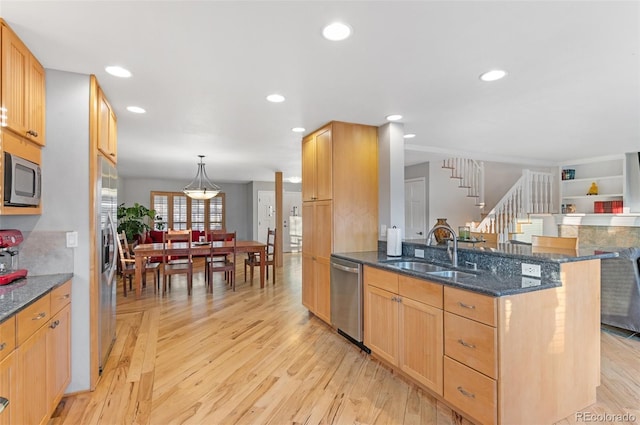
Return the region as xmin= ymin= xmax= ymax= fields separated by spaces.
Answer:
xmin=106 ymin=214 xmax=118 ymax=285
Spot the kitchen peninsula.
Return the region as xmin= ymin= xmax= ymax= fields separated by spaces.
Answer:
xmin=333 ymin=241 xmax=614 ymax=425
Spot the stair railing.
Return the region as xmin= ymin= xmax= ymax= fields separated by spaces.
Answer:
xmin=473 ymin=170 xmax=554 ymax=242
xmin=442 ymin=158 xmax=485 ymax=207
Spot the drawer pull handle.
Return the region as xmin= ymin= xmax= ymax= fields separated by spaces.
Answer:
xmin=59 ymin=294 xmax=70 ymax=300
xmin=33 ymin=312 xmax=46 ymax=320
xmin=458 ymin=339 xmax=476 ymax=349
xmin=0 ymin=342 xmax=6 ymax=351
xmin=457 ymin=386 xmax=475 ymax=399
xmin=458 ymin=301 xmax=476 ymax=310
xmin=50 ymin=320 xmax=60 ymax=329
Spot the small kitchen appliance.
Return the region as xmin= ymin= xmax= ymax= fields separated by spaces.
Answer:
xmin=0 ymin=229 xmax=28 ymax=285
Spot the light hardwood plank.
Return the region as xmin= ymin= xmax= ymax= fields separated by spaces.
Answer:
xmin=49 ymin=254 xmax=640 ymax=425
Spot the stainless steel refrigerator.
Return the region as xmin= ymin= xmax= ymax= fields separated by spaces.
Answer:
xmin=97 ymin=156 xmax=118 ymax=373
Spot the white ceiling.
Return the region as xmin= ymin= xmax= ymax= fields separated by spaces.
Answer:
xmin=2 ymin=1 xmax=639 ymax=183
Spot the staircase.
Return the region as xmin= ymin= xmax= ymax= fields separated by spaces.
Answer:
xmin=442 ymin=158 xmax=485 ymax=207
xmin=442 ymin=158 xmax=555 ymax=243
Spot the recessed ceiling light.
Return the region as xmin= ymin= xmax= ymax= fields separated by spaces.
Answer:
xmin=322 ymin=22 xmax=352 ymax=41
xmin=266 ymin=94 xmax=285 ymax=103
xmin=386 ymin=114 xmax=403 ymax=121
xmin=288 ymin=176 xmax=302 ymax=183
xmin=479 ymin=69 xmax=507 ymax=82
xmin=291 ymin=127 xmax=306 ymax=133
xmin=105 ymin=66 xmax=132 ymax=78
xmin=403 ymin=133 xmax=416 ymax=139
xmin=126 ymin=106 xmax=146 ymax=114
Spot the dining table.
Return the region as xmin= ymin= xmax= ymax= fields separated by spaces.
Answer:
xmin=132 ymin=240 xmax=267 ymax=298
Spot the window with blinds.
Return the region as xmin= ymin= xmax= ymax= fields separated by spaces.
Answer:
xmin=150 ymin=191 xmax=225 ymax=231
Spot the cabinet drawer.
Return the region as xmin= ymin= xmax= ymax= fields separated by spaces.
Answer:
xmin=444 ymin=286 xmax=496 ymax=326
xmin=444 ymin=356 xmax=497 ymax=425
xmin=364 ymin=266 xmax=398 ymax=293
xmin=0 ymin=316 xmax=16 ymax=361
xmin=445 ymin=312 xmax=497 ymax=379
xmin=399 ymin=275 xmax=442 ymax=308
xmin=16 ymin=295 xmax=51 ymax=346
xmin=51 ymin=280 xmax=72 ymax=314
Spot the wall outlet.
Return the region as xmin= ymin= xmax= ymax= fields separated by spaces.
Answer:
xmin=415 ymin=249 xmax=425 ymax=258
xmin=66 ymin=231 xmax=78 ymax=248
xmin=521 ymin=263 xmax=541 ymax=278
xmin=521 ymin=277 xmax=541 ymax=288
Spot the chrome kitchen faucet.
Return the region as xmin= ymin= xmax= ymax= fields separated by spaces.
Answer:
xmin=426 ymin=223 xmax=458 ymax=268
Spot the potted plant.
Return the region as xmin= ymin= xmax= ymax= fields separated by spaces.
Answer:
xmin=117 ymin=203 xmax=162 ymax=242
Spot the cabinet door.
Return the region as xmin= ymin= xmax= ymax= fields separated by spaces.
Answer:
xmin=315 ymin=257 xmax=331 ymax=323
xmin=364 ymin=284 xmax=399 ymax=366
xmin=0 ymin=351 xmax=18 ymax=425
xmin=27 ymin=56 xmax=46 ymax=146
xmin=301 ymin=136 xmax=316 ymax=202
xmin=47 ymin=304 xmax=71 ymax=407
xmin=399 ymin=297 xmax=443 ymax=395
xmin=108 ymin=108 xmax=118 ymax=162
xmin=314 ymin=127 xmax=332 ymax=201
xmin=301 ymin=252 xmax=316 ymax=310
xmin=97 ymin=88 xmax=113 ymax=159
xmin=1 ymin=25 xmax=29 ymax=135
xmin=17 ymin=325 xmax=49 ymax=425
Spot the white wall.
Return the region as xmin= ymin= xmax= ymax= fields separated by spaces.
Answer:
xmin=429 ymin=164 xmax=481 ymax=232
xmin=249 ymin=181 xmax=301 ymax=240
xmin=120 ymin=178 xmax=253 ymax=240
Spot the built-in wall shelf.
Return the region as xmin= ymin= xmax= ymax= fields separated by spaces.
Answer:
xmin=560 ymin=155 xmax=626 ymax=214
xmin=554 ymin=213 xmax=640 ymax=227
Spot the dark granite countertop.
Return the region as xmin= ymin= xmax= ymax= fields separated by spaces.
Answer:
xmin=332 ymin=248 xmax=613 ymax=297
xmin=0 ymin=273 xmax=73 ymax=323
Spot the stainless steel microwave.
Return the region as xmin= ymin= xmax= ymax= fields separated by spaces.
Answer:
xmin=4 ymin=153 xmax=41 ymax=207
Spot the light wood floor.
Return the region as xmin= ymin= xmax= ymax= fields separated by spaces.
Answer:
xmin=48 ymin=254 xmax=640 ymax=425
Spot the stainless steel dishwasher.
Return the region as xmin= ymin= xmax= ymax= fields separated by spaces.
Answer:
xmin=330 ymin=256 xmax=370 ymax=353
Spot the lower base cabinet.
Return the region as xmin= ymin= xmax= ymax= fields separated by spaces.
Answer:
xmin=12 ymin=279 xmax=72 ymax=425
xmin=0 ymin=351 xmax=17 ymax=425
xmin=364 ymin=261 xmax=600 ymax=425
xmin=364 ymin=266 xmax=443 ymax=395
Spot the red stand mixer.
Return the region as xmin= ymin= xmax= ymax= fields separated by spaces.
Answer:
xmin=0 ymin=229 xmax=28 ymax=285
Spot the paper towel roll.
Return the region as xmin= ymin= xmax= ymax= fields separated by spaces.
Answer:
xmin=386 ymin=227 xmax=402 ymax=256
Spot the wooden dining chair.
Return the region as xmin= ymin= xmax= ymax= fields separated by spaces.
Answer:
xmin=469 ymin=231 xmax=498 ymax=249
xmin=531 ymin=235 xmax=578 ymax=255
xmin=117 ymin=232 xmax=160 ymax=296
xmin=162 ymin=229 xmax=194 ymax=295
xmin=245 ymin=227 xmax=276 ymax=285
xmin=207 ymin=231 xmax=236 ymax=292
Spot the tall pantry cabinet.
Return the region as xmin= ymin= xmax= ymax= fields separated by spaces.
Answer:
xmin=301 ymin=121 xmax=379 ymax=324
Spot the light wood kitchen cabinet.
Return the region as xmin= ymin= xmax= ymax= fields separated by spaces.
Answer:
xmin=47 ymin=281 xmax=72 ymax=409
xmin=1 ymin=20 xmax=46 ymax=146
xmin=14 ymin=279 xmax=72 ymax=425
xmin=302 ymin=200 xmax=332 ymax=323
xmin=0 ymin=317 xmax=17 ymax=425
xmin=0 ymin=351 xmax=17 ymax=425
xmin=301 ymin=126 xmax=332 ymax=202
xmin=301 ymin=121 xmax=378 ymax=324
xmin=96 ymin=82 xmax=118 ymax=163
xmin=364 ymin=266 xmax=444 ymax=395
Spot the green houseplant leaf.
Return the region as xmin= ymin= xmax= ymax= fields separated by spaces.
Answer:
xmin=117 ymin=203 xmax=161 ymax=242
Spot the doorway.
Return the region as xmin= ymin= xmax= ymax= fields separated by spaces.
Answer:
xmin=257 ymin=190 xmax=302 ymax=252
xmin=405 ymin=177 xmax=426 ymax=239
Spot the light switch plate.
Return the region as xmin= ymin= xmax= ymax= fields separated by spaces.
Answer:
xmin=66 ymin=231 xmax=78 ymax=248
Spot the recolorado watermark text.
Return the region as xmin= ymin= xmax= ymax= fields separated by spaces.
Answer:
xmin=576 ymin=412 xmax=637 ymax=423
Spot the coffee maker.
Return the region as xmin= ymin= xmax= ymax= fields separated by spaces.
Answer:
xmin=0 ymin=229 xmax=28 ymax=285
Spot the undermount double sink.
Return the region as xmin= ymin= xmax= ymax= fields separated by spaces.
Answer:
xmin=383 ymin=260 xmax=478 ymax=280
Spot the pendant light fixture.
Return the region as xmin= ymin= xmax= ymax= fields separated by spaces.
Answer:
xmin=183 ymin=155 xmax=221 ymax=200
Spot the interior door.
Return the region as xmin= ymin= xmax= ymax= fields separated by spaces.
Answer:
xmin=405 ymin=178 xmax=426 ymax=239
xmin=257 ymin=190 xmax=276 ymax=244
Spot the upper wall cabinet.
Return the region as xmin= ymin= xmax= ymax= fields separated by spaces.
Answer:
xmin=92 ymin=76 xmax=117 ymax=163
xmin=1 ymin=20 xmax=46 ymax=146
xmin=302 ymin=126 xmax=332 ymax=202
